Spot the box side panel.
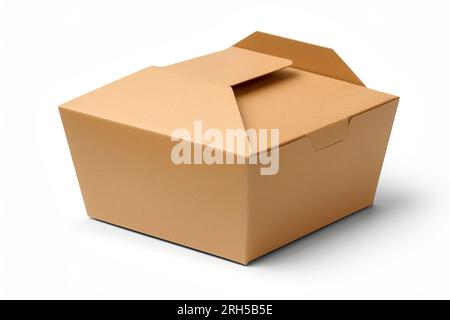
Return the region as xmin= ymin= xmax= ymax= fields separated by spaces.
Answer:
xmin=246 ymin=99 xmax=398 ymax=262
xmin=60 ymin=108 xmax=247 ymax=263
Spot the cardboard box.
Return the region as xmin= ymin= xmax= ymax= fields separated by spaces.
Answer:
xmin=60 ymin=31 xmax=399 ymax=264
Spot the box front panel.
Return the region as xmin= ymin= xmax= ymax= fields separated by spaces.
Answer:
xmin=246 ymin=99 xmax=398 ymax=262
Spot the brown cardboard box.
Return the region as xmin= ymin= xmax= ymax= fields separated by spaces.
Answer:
xmin=59 ymin=31 xmax=398 ymax=264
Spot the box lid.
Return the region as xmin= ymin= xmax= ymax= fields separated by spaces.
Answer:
xmin=60 ymin=32 xmax=397 ymax=156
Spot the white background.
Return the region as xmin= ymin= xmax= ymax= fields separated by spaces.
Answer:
xmin=1 ymin=0 xmax=449 ymax=299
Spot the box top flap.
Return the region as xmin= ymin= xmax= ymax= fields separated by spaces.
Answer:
xmin=60 ymin=67 xmax=250 ymax=156
xmin=162 ymin=47 xmax=292 ymax=86
xmin=234 ymin=31 xmax=365 ymax=86
xmin=234 ymin=67 xmax=397 ymax=153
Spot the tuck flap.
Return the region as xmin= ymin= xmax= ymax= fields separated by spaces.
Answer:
xmin=307 ymin=119 xmax=349 ymax=151
xmin=162 ymin=47 xmax=292 ymax=86
xmin=234 ymin=31 xmax=365 ymax=86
